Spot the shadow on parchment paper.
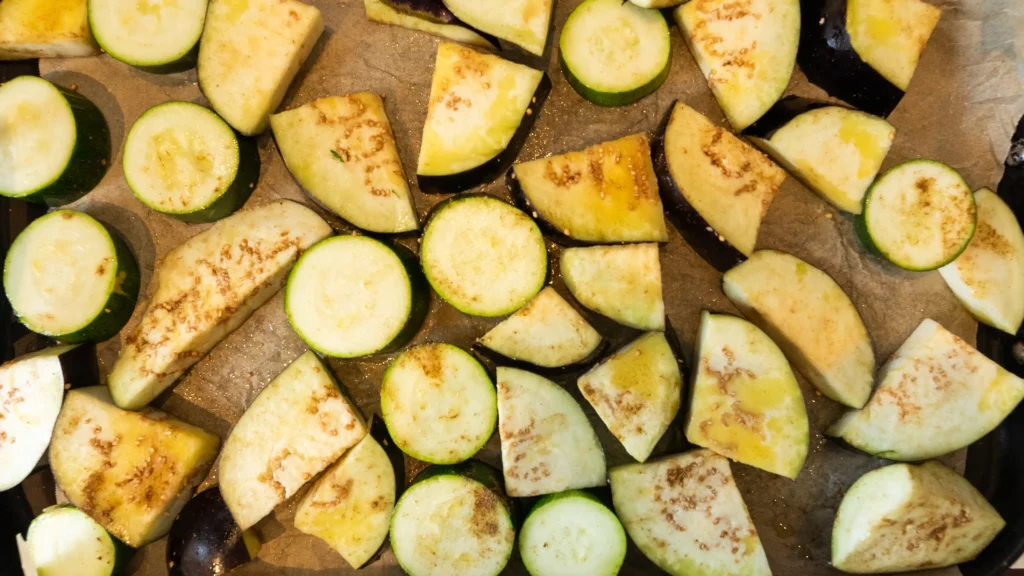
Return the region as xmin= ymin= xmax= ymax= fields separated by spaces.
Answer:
xmin=281 ymin=26 xmax=336 ymax=110
xmin=41 ymin=71 xmax=126 ymax=157
xmin=126 ymin=64 xmax=199 ymax=89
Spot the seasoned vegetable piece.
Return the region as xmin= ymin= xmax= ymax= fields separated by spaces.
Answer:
xmin=441 ymin=0 xmax=554 ymax=55
xmin=89 ymin=0 xmax=207 ymax=69
xmin=167 ymin=489 xmax=260 ymax=576
xmin=560 ymin=243 xmax=665 ymax=331
xmin=829 ymin=319 xmax=1024 ymax=461
xmin=49 ymin=387 xmax=220 ymax=548
xmin=846 ymin=0 xmax=941 ymax=92
xmin=520 ymin=491 xmax=627 ymax=576
xmin=0 ymin=0 xmax=99 ymax=59
xmin=27 ymin=506 xmax=128 ymax=576
xmin=364 ymin=0 xmax=497 ymax=48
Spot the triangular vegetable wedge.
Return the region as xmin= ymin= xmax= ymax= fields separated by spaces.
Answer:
xmin=561 ymin=243 xmax=665 ymax=331
xmin=829 ymin=319 xmax=1024 ymax=461
xmin=578 ymin=332 xmax=683 ymax=462
xmin=686 ymin=312 xmax=809 ymax=479
xmin=846 ymin=0 xmax=941 ymax=92
xmin=441 ymin=0 xmax=553 ymax=55
xmin=497 ymin=367 xmax=606 ymax=497
xmin=363 ymin=0 xmax=497 ymax=48
xmin=0 ymin=0 xmax=99 ymax=59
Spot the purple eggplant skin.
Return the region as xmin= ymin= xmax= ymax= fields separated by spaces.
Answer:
xmin=743 ymin=96 xmax=836 ymax=139
xmin=798 ymin=0 xmax=904 ymax=118
xmin=471 ymin=338 xmax=609 ymax=379
xmin=167 ymin=489 xmax=256 ymax=576
xmin=417 ymin=73 xmax=551 ymax=194
xmin=381 ymin=0 xmax=458 ymax=24
xmin=650 ymin=102 xmax=747 ymax=273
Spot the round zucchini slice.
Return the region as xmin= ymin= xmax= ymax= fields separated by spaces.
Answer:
xmin=559 ymin=0 xmax=671 ymax=107
xmin=520 ymin=491 xmax=626 ymax=576
xmin=89 ymin=0 xmax=207 ymax=70
xmin=857 ymin=159 xmax=976 ymax=271
xmin=285 ymin=235 xmax=429 ymax=358
xmin=27 ymin=505 xmax=129 ymax=576
xmin=3 ymin=210 xmax=140 ymax=343
xmin=123 ymin=101 xmax=259 ymax=222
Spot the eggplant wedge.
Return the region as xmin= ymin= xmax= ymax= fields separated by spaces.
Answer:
xmin=652 ymin=101 xmax=785 ymax=271
xmin=745 ymin=97 xmax=896 ymax=214
xmin=673 ymin=0 xmax=799 ymax=130
xmin=220 ymin=351 xmax=367 ymax=530
xmin=417 ymin=43 xmax=549 ymax=193
xmin=441 ymin=0 xmax=554 ymax=56
xmin=829 ymin=319 xmax=1024 ymax=461
xmin=511 ymin=134 xmax=669 ymax=244
xmin=561 ymin=243 xmax=665 ymax=331
xmin=0 ymin=0 xmax=100 ymax=59
xmin=723 ymin=250 xmax=876 ymax=408
xmin=799 ymin=0 xmax=941 ymax=117
xmin=49 ymin=387 xmax=220 ymax=548
xmin=167 ymin=489 xmax=260 ymax=576
xmin=832 ymin=461 xmax=1004 ymax=573
xmin=363 ymin=0 xmax=497 ymax=50
xmin=108 ymin=200 xmax=332 ymax=410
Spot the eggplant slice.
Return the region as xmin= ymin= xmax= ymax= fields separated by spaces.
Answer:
xmin=167 ymin=489 xmax=260 ymax=576
xmin=441 ymin=0 xmax=554 ymax=56
xmin=364 ymin=0 xmax=498 ymax=48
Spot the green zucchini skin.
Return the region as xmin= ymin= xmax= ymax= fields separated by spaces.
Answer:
xmin=28 ymin=504 xmax=133 ymax=576
xmin=385 ymin=241 xmax=431 ymax=353
xmin=410 ymin=460 xmax=517 ymax=526
xmin=561 ymin=52 xmax=670 ymax=107
xmin=170 ymin=134 xmax=260 ymax=223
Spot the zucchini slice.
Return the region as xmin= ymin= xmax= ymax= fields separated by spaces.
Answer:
xmin=88 ymin=0 xmax=206 ymax=69
xmin=652 ymin=102 xmax=785 ymax=271
xmin=220 ymin=351 xmax=367 ymax=530
xmin=559 ymin=0 xmax=670 ymax=107
xmin=686 ymin=312 xmax=809 ymax=479
xmin=560 ymin=243 xmax=665 ymax=331
xmin=417 ymin=43 xmax=548 ymax=193
xmin=49 ymin=387 xmax=220 ymax=547
xmin=285 ymin=236 xmax=428 ymax=358
xmin=609 ymin=450 xmax=772 ymax=576
xmin=4 ymin=210 xmax=140 ymax=343
xmin=745 ymin=98 xmax=896 ymax=214
xmin=832 ymin=461 xmax=1004 ymax=573
xmin=441 ymin=0 xmax=554 ymax=55
xmin=0 ymin=0 xmax=99 ymax=59
xmin=858 ymin=159 xmax=976 ymax=271
xmin=497 ymin=367 xmax=606 ymax=497
xmin=167 ymin=489 xmax=259 ymax=576
xmin=421 ymin=194 xmax=547 ymax=317
xmin=124 ymin=101 xmax=258 ymax=222
xmin=940 ymin=188 xmax=1024 ymax=335
xmin=382 ymin=344 xmax=497 ymax=464
xmin=511 ymin=134 xmax=669 ymax=244
xmin=364 ymin=0 xmax=497 ymax=48
xmin=198 ymin=0 xmax=323 ymax=135
xmin=674 ymin=0 xmax=799 ymax=130
xmin=722 ymin=250 xmax=876 ymax=409
xmin=270 ymin=93 xmax=419 ymax=234
xmin=295 ymin=421 xmax=397 ymax=569
xmin=478 ymin=286 xmax=603 ymax=370
xmin=0 ymin=76 xmax=110 ymax=206
xmin=520 ymin=490 xmax=626 ymax=576
xmin=107 ymin=200 xmax=331 ymax=410
xmin=390 ymin=461 xmax=515 ymax=576
xmin=829 ymin=319 xmax=1024 ymax=461
xmin=27 ymin=505 xmax=128 ymax=576
xmin=578 ymin=332 xmax=683 ymax=463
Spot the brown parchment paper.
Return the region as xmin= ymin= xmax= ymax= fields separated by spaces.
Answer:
xmin=19 ymin=0 xmax=1024 ymax=574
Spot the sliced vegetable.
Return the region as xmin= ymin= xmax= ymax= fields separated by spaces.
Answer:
xmin=0 ymin=0 xmax=99 ymax=59
xmin=832 ymin=461 xmax=1004 ymax=573
xmin=198 ymin=0 xmax=323 ymax=135
xmin=478 ymin=286 xmax=603 ymax=370
xmin=382 ymin=344 xmax=496 ymax=464
xmin=723 ymin=250 xmax=876 ymax=408
xmin=421 ymin=194 xmax=547 ymax=317
xmin=49 ymin=387 xmax=220 ymax=547
xmin=88 ymin=0 xmax=206 ymax=69
xmin=27 ymin=505 xmax=128 ymax=576
xmin=390 ymin=461 xmax=515 ymax=576
xmin=847 ymin=0 xmax=941 ymax=93
xmin=652 ymin=102 xmax=785 ymax=270
xmin=674 ymin=0 xmax=799 ymax=129
xmin=441 ymin=0 xmax=554 ymax=55
xmin=417 ymin=43 xmax=549 ymax=193
xmin=364 ymin=0 xmax=497 ymax=48
xmin=124 ymin=101 xmax=258 ymax=222
xmin=107 ymin=200 xmax=331 ymax=410
xmin=167 ymin=489 xmax=260 ymax=576
xmin=560 ymin=243 xmax=665 ymax=330
xmin=270 ymin=93 xmax=419 ymax=233
xmin=629 ymin=0 xmax=684 ymax=6
xmin=829 ymin=319 xmax=1024 ymax=461
xmin=520 ymin=490 xmax=626 ymax=576
xmin=220 ymin=351 xmax=367 ymax=530
xmin=0 ymin=76 xmax=109 ymax=206
xmin=559 ymin=0 xmax=670 ymax=107
xmin=940 ymin=188 xmax=1024 ymax=335
xmin=4 ymin=210 xmax=140 ymax=343
xmin=610 ymin=450 xmax=772 ymax=576
xmin=687 ymin=312 xmax=809 ymax=479
xmin=497 ymin=367 xmax=606 ymax=497
xmin=745 ymin=98 xmax=896 ymax=214
xmin=511 ymin=134 xmax=669 ymax=244
xmin=858 ymin=159 xmax=976 ymax=271
xmin=285 ymin=236 xmax=428 ymax=358
xmin=383 ymin=0 xmax=459 ymax=23
xmin=578 ymin=332 xmax=683 ymax=463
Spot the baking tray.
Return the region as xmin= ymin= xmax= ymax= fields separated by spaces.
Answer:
xmin=2 ymin=1 xmax=1024 ymax=574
